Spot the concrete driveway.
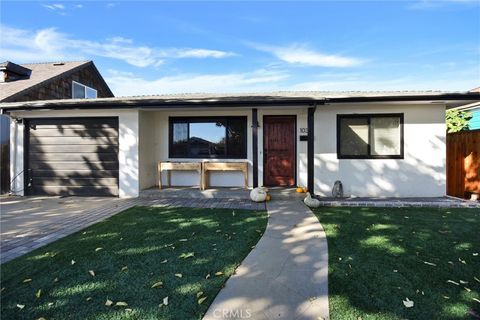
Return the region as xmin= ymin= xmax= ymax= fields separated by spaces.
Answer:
xmin=0 ymin=196 xmax=140 ymax=263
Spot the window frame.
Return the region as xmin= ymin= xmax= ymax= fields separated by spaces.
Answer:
xmin=168 ymin=116 xmax=248 ymax=159
xmin=336 ymin=113 xmax=404 ymax=160
xmin=72 ymin=81 xmax=98 ymax=99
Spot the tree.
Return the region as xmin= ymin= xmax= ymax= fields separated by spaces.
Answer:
xmin=446 ymin=109 xmax=472 ymax=133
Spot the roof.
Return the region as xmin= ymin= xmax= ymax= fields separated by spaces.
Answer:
xmin=1 ymin=90 xmax=478 ymax=112
xmin=0 ymin=61 xmax=113 ymax=101
xmin=0 ymin=61 xmax=32 ymax=76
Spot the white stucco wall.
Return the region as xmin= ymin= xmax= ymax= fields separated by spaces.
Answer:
xmin=8 ymin=109 xmax=140 ymax=198
xmin=313 ymin=103 xmax=446 ymax=197
xmin=137 ymin=108 xmax=308 ymax=189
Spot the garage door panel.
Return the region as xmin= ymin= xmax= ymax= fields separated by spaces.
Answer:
xmin=30 ymin=144 xmax=119 ymax=153
xmin=30 ymin=128 xmax=118 ymax=137
xmin=30 ymin=161 xmax=118 ymax=171
xmin=30 ymin=136 xmax=118 ymax=145
xmin=29 ymin=152 xmax=118 ymax=162
xmin=30 ymin=185 xmax=119 ymax=196
xmin=27 ymin=117 xmax=119 ymax=196
xmin=31 ymin=169 xmax=119 ymax=178
xmin=33 ymin=177 xmax=118 ymax=187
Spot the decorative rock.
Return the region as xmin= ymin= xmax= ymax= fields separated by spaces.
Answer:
xmin=304 ymin=193 xmax=320 ymax=208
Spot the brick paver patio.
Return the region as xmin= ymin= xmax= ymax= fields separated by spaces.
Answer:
xmin=0 ymin=196 xmax=264 ymax=263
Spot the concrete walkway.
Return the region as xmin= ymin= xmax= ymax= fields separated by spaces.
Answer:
xmin=204 ymin=199 xmax=330 ymax=320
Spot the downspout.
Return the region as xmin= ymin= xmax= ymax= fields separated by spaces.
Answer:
xmin=307 ymin=104 xmax=317 ymax=195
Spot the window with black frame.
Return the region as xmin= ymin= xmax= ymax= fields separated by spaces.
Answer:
xmin=337 ymin=113 xmax=404 ymax=159
xmin=169 ymin=117 xmax=247 ymax=158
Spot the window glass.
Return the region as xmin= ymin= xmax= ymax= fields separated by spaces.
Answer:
xmin=189 ymin=121 xmax=226 ymax=157
xmin=170 ymin=117 xmax=247 ymax=158
xmin=85 ymin=86 xmax=98 ymax=99
xmin=227 ymin=118 xmax=246 ymax=158
xmin=171 ymin=122 xmax=188 ymax=156
xmin=371 ymin=117 xmax=401 ymax=155
xmin=340 ymin=118 xmax=369 ymax=156
xmin=337 ymin=114 xmax=403 ymax=159
xmin=72 ymin=82 xmax=85 ymax=99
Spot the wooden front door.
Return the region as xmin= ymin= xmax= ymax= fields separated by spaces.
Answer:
xmin=263 ymin=116 xmax=295 ymax=186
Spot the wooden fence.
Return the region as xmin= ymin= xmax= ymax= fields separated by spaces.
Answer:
xmin=446 ymin=129 xmax=480 ymax=199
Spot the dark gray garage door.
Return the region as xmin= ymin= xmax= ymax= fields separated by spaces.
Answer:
xmin=26 ymin=117 xmax=119 ymax=196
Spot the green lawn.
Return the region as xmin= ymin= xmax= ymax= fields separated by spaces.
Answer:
xmin=0 ymin=206 xmax=267 ymax=320
xmin=313 ymin=206 xmax=480 ymax=320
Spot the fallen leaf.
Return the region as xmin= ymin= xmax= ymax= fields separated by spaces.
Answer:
xmin=160 ymin=259 xmax=168 ymax=264
xmin=175 ymin=273 xmax=182 ymax=278
xmin=403 ymin=298 xmax=414 ymax=308
xmin=53 ymin=278 xmax=59 ymax=283
xmin=459 ymin=258 xmax=466 ymax=264
xmin=179 ymin=239 xmax=188 ymax=242
xmin=86 ymin=297 xmax=92 ymax=302
xmin=105 ymin=299 xmax=113 ymax=306
xmin=460 ymin=280 xmax=468 ymax=284
xmin=423 ymin=261 xmax=437 ymax=266
xmin=448 ymin=261 xmax=454 ymax=265
xmin=35 ymin=289 xmax=42 ymax=299
xmin=89 ymin=270 xmax=95 ymax=277
xmin=215 ymin=272 xmax=223 ymax=276
xmin=126 ymin=308 xmax=133 ymax=312
xmin=16 ymin=304 xmax=25 ymax=310
xmin=47 ymin=302 xmax=54 ymax=307
xmin=232 ymin=211 xmax=235 ymax=216
xmin=473 ymin=253 xmax=479 ymax=256
xmin=23 ymin=278 xmax=32 ymax=283
xmin=393 ymin=270 xmax=398 ymax=273
xmin=179 ymin=252 xmax=195 ymax=259
xmin=163 ymin=296 xmax=169 ymax=306
xmin=464 ymin=287 xmax=471 ymax=292
xmin=151 ymin=281 xmax=163 ymax=288
xmin=121 ymin=266 xmax=128 ymax=272
xmin=0 ymin=287 xmax=4 ymax=292
xmin=198 ymin=297 xmax=207 ymax=305
xmin=71 ymin=260 xmax=76 ymax=265
xmin=95 ymin=247 xmax=103 ymax=252
xmin=443 ymin=296 xmax=450 ymax=299
xmin=37 ymin=317 xmax=46 ymax=320
xmin=447 ymin=280 xmax=459 ymax=286
xmin=197 ymin=291 xmax=204 ymax=298
xmin=474 ymin=276 xmax=480 ymax=283
xmin=474 ymin=298 xmax=480 ymax=304
xmin=205 ymin=273 xmax=211 ymax=279
xmin=115 ymin=301 xmax=128 ymax=307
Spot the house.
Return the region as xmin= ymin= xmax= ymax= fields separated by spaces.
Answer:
xmin=0 ymin=60 xmax=114 ymax=193
xmin=1 ymin=91 xmax=478 ymax=198
xmin=454 ymin=87 xmax=480 ymax=131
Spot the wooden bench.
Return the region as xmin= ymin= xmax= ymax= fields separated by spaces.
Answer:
xmin=202 ymin=162 xmax=248 ymax=190
xmin=158 ymin=161 xmax=202 ymax=189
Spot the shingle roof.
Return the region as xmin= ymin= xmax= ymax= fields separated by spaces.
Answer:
xmin=0 ymin=61 xmax=91 ymax=101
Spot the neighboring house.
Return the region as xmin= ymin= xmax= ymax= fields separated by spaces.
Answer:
xmin=1 ymin=91 xmax=478 ymax=198
xmin=456 ymin=87 xmax=480 ymax=131
xmin=0 ymin=60 xmax=113 ymax=193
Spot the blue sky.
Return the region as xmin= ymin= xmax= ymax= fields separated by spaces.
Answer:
xmin=1 ymin=1 xmax=479 ymax=96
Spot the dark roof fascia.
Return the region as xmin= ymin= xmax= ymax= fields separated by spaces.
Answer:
xmin=3 ymin=61 xmax=92 ymax=102
xmin=1 ymin=92 xmax=479 ymax=113
xmin=326 ymin=93 xmax=480 ymax=103
xmin=1 ymin=98 xmax=324 ymax=113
